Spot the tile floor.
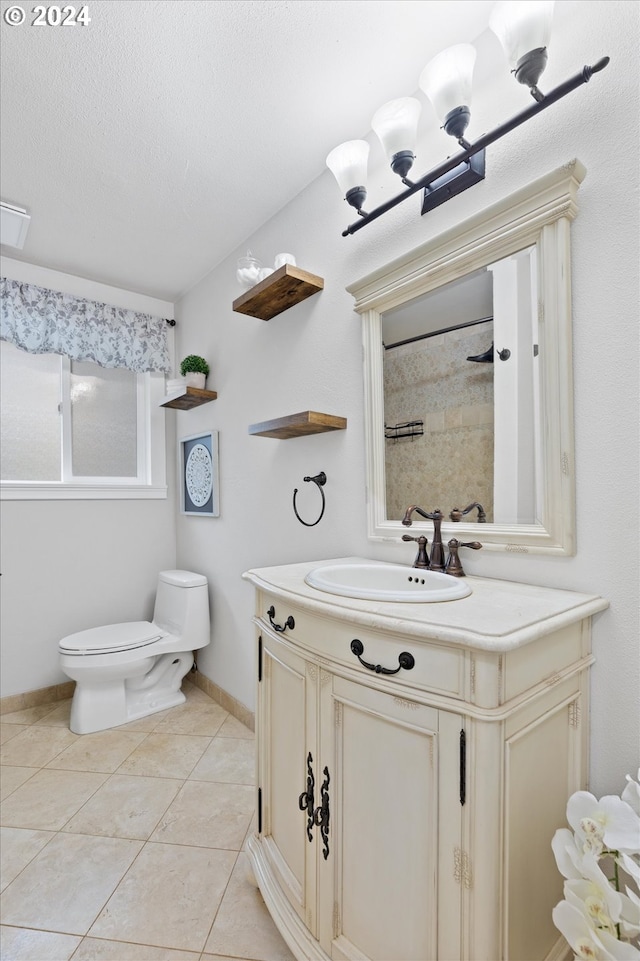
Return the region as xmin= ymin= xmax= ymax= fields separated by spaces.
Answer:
xmin=0 ymin=682 xmax=294 ymax=961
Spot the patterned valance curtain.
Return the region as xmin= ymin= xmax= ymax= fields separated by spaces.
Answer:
xmin=0 ymin=277 xmax=171 ymax=373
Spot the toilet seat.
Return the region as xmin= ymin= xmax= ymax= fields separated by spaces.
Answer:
xmin=59 ymin=621 xmax=166 ymax=656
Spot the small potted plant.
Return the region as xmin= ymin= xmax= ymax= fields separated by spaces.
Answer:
xmin=180 ymin=354 xmax=210 ymax=389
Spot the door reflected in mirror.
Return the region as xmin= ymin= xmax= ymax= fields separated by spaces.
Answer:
xmin=382 ymin=247 xmax=539 ymax=527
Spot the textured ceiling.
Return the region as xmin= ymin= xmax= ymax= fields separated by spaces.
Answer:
xmin=0 ymin=0 xmax=497 ymax=301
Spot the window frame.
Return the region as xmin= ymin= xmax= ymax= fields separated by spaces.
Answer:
xmin=0 ymin=348 xmax=167 ymax=500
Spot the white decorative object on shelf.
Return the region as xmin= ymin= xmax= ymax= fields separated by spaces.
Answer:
xmin=237 ymin=250 xmax=263 ymax=289
xmin=166 ymin=377 xmax=186 ymax=394
xmin=274 ymin=252 xmax=296 ymax=268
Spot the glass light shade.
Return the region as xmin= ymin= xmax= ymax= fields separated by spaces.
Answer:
xmin=419 ymin=44 xmax=477 ymax=123
xmin=326 ymin=140 xmax=369 ymax=195
xmin=371 ymin=98 xmax=422 ymax=160
xmin=489 ymin=1 xmax=554 ymax=66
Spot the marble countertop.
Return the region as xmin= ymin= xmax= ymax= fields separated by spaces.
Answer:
xmin=242 ymin=557 xmax=609 ymax=652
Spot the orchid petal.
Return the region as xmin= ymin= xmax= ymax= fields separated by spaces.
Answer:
xmin=554 ymin=829 xmax=586 ymax=879
xmin=597 ymin=929 xmax=640 ymax=960
xmin=622 ymin=772 xmax=640 ymax=818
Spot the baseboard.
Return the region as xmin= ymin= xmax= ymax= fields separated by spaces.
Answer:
xmin=189 ymin=670 xmax=255 ymax=732
xmin=0 ymin=681 xmax=75 ymax=716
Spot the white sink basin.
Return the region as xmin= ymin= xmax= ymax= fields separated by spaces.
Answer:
xmin=304 ymin=563 xmax=471 ymax=603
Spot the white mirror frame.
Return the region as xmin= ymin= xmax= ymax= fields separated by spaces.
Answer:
xmin=348 ymin=159 xmax=586 ymax=555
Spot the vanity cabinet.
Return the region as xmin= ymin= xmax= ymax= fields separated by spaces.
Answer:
xmin=243 ymin=560 xmax=608 ymax=961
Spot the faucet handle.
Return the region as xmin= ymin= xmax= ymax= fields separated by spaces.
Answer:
xmin=402 ymin=533 xmax=430 ymax=570
xmin=445 ymin=539 xmax=482 ymax=577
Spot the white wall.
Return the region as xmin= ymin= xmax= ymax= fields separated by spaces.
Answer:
xmin=0 ymin=260 xmax=178 ymax=697
xmin=175 ymin=0 xmax=639 ymax=796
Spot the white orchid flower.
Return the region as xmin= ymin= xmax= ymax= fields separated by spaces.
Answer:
xmin=565 ymin=852 xmax=623 ymax=926
xmin=565 ymin=885 xmax=617 ymax=937
xmin=567 ymin=792 xmax=640 ymax=854
xmin=552 ymin=900 xmax=615 ymax=960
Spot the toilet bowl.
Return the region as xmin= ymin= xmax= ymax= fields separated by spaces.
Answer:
xmin=59 ymin=570 xmax=210 ymax=734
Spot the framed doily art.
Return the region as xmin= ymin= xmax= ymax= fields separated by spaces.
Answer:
xmin=179 ymin=431 xmax=219 ymax=516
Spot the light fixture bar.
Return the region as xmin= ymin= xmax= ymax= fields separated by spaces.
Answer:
xmin=340 ymin=56 xmax=609 ymax=237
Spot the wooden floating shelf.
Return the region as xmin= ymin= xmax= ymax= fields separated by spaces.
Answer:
xmin=233 ymin=264 xmax=324 ymax=321
xmin=248 ymin=410 xmax=347 ymax=439
xmin=160 ymin=386 xmax=218 ymax=410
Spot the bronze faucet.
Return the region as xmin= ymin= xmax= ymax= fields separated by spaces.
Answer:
xmin=449 ymin=502 xmax=487 ymax=523
xmin=401 ymin=506 xmax=446 ymax=572
xmin=402 ymin=505 xmax=483 ymax=575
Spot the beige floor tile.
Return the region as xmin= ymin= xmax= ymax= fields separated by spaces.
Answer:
xmin=150 ymin=781 xmax=254 ymax=850
xmin=189 ymin=738 xmax=255 ymax=785
xmin=0 ymin=767 xmax=37 ymax=802
xmin=46 ymin=730 xmax=147 ymax=774
xmin=116 ymin=733 xmax=212 ymax=779
xmin=71 ymin=938 xmax=201 ymax=960
xmin=202 ymin=954 xmax=251 ymax=960
xmin=114 ymin=713 xmax=168 ymax=733
xmin=204 ymin=853 xmax=294 ymax=961
xmin=0 ymin=833 xmax=143 ymax=935
xmin=217 ymin=716 xmax=254 ymax=740
xmin=32 ymin=700 xmax=72 ymax=728
xmin=63 ymin=774 xmax=182 ymax=840
xmin=0 ymin=827 xmax=55 ymax=893
xmin=0 ymin=724 xmax=29 ymax=745
xmin=0 ymin=769 xmax=108 ymax=830
xmin=152 ymin=701 xmax=228 ymax=737
xmin=0 ymin=925 xmax=81 ymax=960
xmin=0 ymin=726 xmax=79 ymax=768
xmin=89 ymin=842 xmax=237 ymax=953
xmin=0 ymin=704 xmax=63 ymax=725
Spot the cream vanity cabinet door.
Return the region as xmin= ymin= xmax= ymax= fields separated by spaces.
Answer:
xmin=316 ymin=674 xmax=464 ymax=961
xmin=256 ymin=628 xmax=319 ymax=937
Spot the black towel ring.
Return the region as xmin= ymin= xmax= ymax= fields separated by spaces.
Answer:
xmin=293 ymin=472 xmax=327 ymax=527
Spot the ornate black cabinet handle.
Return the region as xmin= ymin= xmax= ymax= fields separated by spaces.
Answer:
xmin=298 ymin=752 xmax=315 ymax=842
xmin=267 ymin=605 xmax=295 ymax=633
xmin=350 ymin=639 xmax=415 ymax=675
xmin=313 ymin=766 xmax=330 ymax=860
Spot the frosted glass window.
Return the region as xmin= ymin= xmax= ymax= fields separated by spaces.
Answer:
xmin=70 ymin=361 xmax=138 ymax=477
xmin=0 ymin=341 xmax=61 ymax=481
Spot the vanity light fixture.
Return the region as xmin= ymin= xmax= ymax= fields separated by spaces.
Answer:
xmin=326 ymin=1 xmax=609 ymax=237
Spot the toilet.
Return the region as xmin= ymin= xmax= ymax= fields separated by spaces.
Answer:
xmin=59 ymin=570 xmax=210 ymax=734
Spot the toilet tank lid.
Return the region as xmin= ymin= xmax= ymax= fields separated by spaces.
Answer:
xmin=159 ymin=570 xmax=207 ymax=588
xmin=59 ymin=621 xmax=164 ymax=654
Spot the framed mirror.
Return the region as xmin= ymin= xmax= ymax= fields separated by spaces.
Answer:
xmin=348 ymin=160 xmax=586 ymax=554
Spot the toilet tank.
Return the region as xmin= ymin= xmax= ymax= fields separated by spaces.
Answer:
xmin=153 ymin=570 xmax=210 ymax=650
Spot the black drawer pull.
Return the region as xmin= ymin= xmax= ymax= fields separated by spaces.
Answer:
xmin=350 ymin=639 xmax=415 ymax=675
xmin=267 ymin=605 xmax=295 ymax=633
xmin=298 ymin=752 xmax=315 ymax=842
